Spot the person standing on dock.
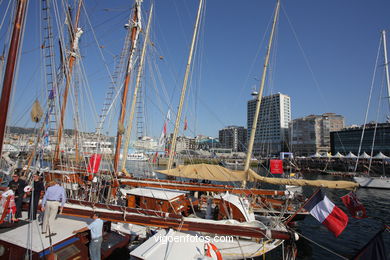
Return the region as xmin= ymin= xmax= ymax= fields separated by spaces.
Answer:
xmin=28 ymin=173 xmax=45 ymax=220
xmin=41 ymin=180 xmax=66 ymax=236
xmin=8 ymin=172 xmax=26 ymax=219
xmin=73 ymin=212 xmax=103 ymax=260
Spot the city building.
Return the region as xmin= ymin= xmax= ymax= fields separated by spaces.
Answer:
xmin=291 ymin=113 xmax=344 ymax=156
xmin=133 ymin=136 xmax=160 ymax=151
xmin=330 ymin=122 xmax=390 ymax=156
xmin=167 ymin=134 xmax=196 ymax=153
xmin=247 ymin=92 xmax=291 ymax=156
xmin=218 ymin=126 xmax=247 ymax=152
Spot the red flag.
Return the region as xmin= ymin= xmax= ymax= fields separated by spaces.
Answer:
xmin=270 ymin=159 xmax=283 ymax=174
xmin=87 ymin=154 xmax=102 ymax=174
xmin=341 ymin=191 xmax=367 ymax=219
xmin=304 ymin=190 xmax=348 ymax=237
xmin=163 ymin=122 xmax=167 ymax=136
xmin=184 ymin=118 xmax=188 ymax=131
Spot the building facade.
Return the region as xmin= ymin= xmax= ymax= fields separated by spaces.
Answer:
xmin=291 ymin=113 xmax=344 ymax=156
xmin=218 ymin=126 xmax=247 ymax=152
xmin=247 ymin=93 xmax=291 ymax=156
xmin=330 ymin=123 xmax=390 ymax=156
xmin=169 ymin=135 xmax=196 ymax=152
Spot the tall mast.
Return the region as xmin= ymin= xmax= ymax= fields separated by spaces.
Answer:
xmin=54 ymin=0 xmax=83 ymax=162
xmin=243 ymin=0 xmax=280 ymax=186
xmin=121 ymin=4 xmax=153 ymax=172
xmin=382 ymin=30 xmax=390 ymax=112
xmin=113 ymin=0 xmax=142 ymax=173
xmin=167 ymin=0 xmax=204 ymax=171
xmin=0 ymin=0 xmax=28 ymax=155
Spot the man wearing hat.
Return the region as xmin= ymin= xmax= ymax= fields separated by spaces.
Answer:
xmin=41 ymin=180 xmax=66 ymax=236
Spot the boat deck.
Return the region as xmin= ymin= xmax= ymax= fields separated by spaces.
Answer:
xmin=0 ymin=212 xmax=92 ymax=253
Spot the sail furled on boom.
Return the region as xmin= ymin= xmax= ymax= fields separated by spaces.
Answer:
xmin=156 ymin=164 xmax=359 ymax=190
xmin=246 ymin=169 xmax=359 ymax=190
xmin=157 ymin=164 xmax=250 ymax=182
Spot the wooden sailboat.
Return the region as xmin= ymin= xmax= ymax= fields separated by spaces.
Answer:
xmin=0 ymin=1 xmax=141 ymax=259
xmin=0 ymin=1 xmax=298 ymax=259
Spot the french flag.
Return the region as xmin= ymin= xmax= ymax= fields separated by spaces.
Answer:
xmin=304 ymin=190 xmax=348 ymax=237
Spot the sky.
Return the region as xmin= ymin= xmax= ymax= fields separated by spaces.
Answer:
xmin=1 ymin=0 xmax=390 ymax=139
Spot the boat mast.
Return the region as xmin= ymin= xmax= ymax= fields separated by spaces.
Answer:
xmin=243 ymin=0 xmax=280 ymax=186
xmin=0 ymin=0 xmax=28 ymax=155
xmin=53 ymin=0 xmax=83 ymax=163
xmin=167 ymin=0 xmax=204 ymax=171
xmin=113 ymin=0 xmax=142 ymax=173
xmin=382 ymin=30 xmax=390 ymax=113
xmin=121 ymin=4 xmax=153 ymax=172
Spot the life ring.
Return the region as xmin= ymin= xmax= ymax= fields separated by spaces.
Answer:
xmin=205 ymin=242 xmax=222 ymax=260
xmin=24 ymin=185 xmax=32 ymax=193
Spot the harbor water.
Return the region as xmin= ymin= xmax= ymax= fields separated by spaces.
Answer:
xmin=125 ymin=161 xmax=389 ymax=259
xmin=296 ymin=174 xmax=389 ymax=259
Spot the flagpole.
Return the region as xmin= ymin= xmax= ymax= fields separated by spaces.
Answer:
xmin=284 ymin=188 xmax=321 ymax=225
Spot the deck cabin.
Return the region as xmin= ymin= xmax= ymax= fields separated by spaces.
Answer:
xmin=122 ymin=187 xmax=190 ymax=216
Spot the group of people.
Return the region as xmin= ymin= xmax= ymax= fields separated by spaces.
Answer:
xmin=1 ymin=172 xmax=45 ymax=222
xmin=0 ymin=170 xmax=104 ymax=260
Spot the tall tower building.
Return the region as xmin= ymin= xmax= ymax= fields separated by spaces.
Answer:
xmin=247 ymin=93 xmax=291 ymax=156
xmin=219 ymin=126 xmax=247 ymax=152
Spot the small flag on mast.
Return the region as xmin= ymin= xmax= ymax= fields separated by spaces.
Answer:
xmin=341 ymin=191 xmax=367 ymax=219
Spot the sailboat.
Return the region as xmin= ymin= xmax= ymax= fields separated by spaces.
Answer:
xmin=0 ymin=0 xmax=149 ymax=258
xmin=353 ymin=30 xmax=390 ymax=189
xmin=0 ymin=0 xmax=361 ymax=258
xmin=0 ymin=1 xmax=302 ymax=259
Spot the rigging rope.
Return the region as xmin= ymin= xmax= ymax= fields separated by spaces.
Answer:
xmin=354 ymin=36 xmax=382 ymax=172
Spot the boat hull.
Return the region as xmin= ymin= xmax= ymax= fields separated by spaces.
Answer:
xmin=353 ymin=176 xmax=390 ymax=189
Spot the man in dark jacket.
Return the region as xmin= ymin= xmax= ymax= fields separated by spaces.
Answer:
xmin=28 ymin=173 xmax=45 ymax=220
xmin=8 ymin=171 xmax=27 ymax=219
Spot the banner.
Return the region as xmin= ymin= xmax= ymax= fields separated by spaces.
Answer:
xmin=270 ymin=159 xmax=283 ymax=174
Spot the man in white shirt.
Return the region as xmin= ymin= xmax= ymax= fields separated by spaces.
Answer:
xmin=73 ymin=212 xmax=103 ymax=260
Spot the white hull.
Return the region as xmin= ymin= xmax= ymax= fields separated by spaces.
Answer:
xmin=130 ymin=228 xmax=284 ymax=260
xmin=354 ymin=176 xmax=390 ymax=189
